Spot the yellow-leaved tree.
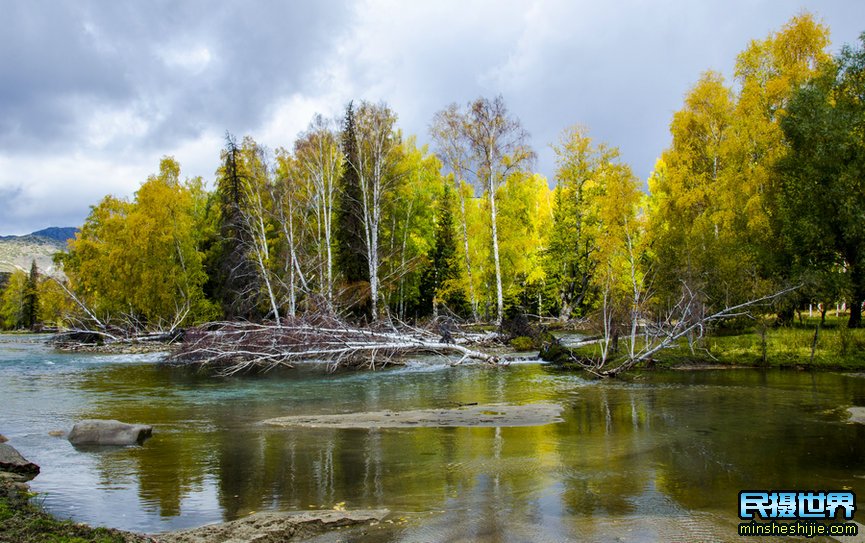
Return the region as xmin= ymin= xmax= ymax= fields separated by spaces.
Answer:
xmin=63 ymin=157 xmax=215 ymax=329
xmin=646 ymin=13 xmax=832 ymax=318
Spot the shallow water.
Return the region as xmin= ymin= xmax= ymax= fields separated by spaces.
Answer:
xmin=1 ymin=334 xmax=864 ymax=540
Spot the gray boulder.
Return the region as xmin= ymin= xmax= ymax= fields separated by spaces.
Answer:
xmin=0 ymin=443 xmax=40 ymax=480
xmin=68 ymin=419 xmax=153 ymax=446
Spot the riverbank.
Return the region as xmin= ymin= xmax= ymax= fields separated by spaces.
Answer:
xmin=0 ymin=478 xmax=388 ymax=543
xmin=0 ymin=478 xmax=153 ymax=543
xmin=555 ymin=314 xmax=865 ymax=371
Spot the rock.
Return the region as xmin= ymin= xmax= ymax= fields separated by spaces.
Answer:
xmin=68 ymin=419 xmax=153 ymax=446
xmin=0 ymin=434 xmax=7 ymax=443
xmin=156 ymin=509 xmax=389 ymax=543
xmin=847 ymin=406 xmax=865 ymax=424
xmin=0 ymin=471 xmax=33 ymax=485
xmin=0 ymin=443 xmax=40 ymax=480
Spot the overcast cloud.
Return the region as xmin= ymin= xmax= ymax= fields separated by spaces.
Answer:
xmin=1 ymin=0 xmax=863 ymax=234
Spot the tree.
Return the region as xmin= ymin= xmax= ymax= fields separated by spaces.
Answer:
xmin=64 ymin=157 xmax=214 ymax=328
xmin=419 ymin=180 xmax=460 ymax=317
xmin=341 ymin=101 xmax=402 ymax=321
xmin=273 ymin=149 xmax=310 ymax=318
xmin=23 ymin=260 xmax=38 ymax=329
xmin=37 ymin=274 xmax=73 ymax=328
xmin=646 ymin=14 xmax=832 ymax=318
xmin=206 ymin=133 xmax=256 ymax=319
xmin=495 ymin=171 xmax=553 ymax=315
xmin=381 ymin=137 xmax=441 ymax=319
xmin=434 ymin=96 xmax=535 ymax=324
xmin=335 ymin=102 xmax=372 ymax=316
xmin=0 ymin=270 xmax=28 ymax=329
xmin=431 ymin=105 xmax=479 ymax=320
xmin=645 ymin=72 xmax=735 ymax=310
xmin=776 ymin=34 xmax=865 ymax=327
xmin=235 ymin=137 xmax=282 ymax=322
xmin=547 ymin=126 xmax=637 ymax=320
xmin=724 ymin=13 xmax=832 ymax=318
xmin=294 ymin=114 xmax=342 ymax=306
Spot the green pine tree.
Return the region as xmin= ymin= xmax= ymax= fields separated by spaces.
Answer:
xmin=335 ymin=102 xmax=372 ymax=318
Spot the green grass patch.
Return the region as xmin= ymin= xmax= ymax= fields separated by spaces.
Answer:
xmin=559 ymin=314 xmax=865 ymax=371
xmin=508 ymin=336 xmax=536 ymax=351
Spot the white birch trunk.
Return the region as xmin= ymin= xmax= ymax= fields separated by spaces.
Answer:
xmin=488 ymin=177 xmax=504 ymax=325
xmin=244 ymin=184 xmax=280 ymax=324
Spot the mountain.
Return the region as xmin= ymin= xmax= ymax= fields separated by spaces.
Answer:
xmin=0 ymin=227 xmax=77 ymax=274
xmin=30 ymin=227 xmax=78 ymax=243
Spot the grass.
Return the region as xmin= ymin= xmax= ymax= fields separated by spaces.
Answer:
xmin=566 ymin=313 xmax=865 ymax=371
xmin=0 ymin=480 xmax=150 ymax=543
xmin=703 ymin=315 xmax=865 ymax=369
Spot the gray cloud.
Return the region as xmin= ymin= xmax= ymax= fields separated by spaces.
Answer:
xmin=0 ymin=0 xmax=352 ymax=152
xmin=0 ymin=0 xmax=863 ymax=234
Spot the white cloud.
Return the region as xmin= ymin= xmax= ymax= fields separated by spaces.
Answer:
xmin=0 ymin=152 xmax=152 ymax=234
xmin=258 ymin=93 xmax=345 ymax=151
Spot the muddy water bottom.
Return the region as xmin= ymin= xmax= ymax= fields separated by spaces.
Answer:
xmin=1 ymin=335 xmax=864 ymax=541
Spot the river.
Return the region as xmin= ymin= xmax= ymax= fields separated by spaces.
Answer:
xmin=1 ymin=334 xmax=863 ymax=541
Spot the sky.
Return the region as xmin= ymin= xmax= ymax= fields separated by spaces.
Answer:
xmin=1 ymin=0 xmax=863 ymax=235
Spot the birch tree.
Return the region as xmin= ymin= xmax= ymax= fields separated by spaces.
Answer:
xmin=235 ymin=137 xmax=281 ymax=323
xmin=431 ymin=105 xmax=479 ymax=320
xmin=433 ymin=96 xmax=535 ymax=324
xmin=461 ymin=96 xmax=535 ymax=325
xmin=295 ymin=114 xmax=342 ymax=306
xmin=273 ymin=150 xmax=309 ymax=318
xmin=348 ymin=101 xmax=402 ymax=321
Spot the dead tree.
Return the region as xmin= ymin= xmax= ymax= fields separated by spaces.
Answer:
xmin=168 ymin=315 xmax=502 ymax=375
xmin=571 ymin=284 xmax=802 ymax=378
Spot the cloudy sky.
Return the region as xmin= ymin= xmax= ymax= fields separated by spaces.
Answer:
xmin=1 ymin=0 xmax=863 ymax=234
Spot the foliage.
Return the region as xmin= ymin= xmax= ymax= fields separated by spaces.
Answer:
xmin=646 ymin=14 xmax=832 ymax=317
xmin=776 ymin=33 xmax=865 ymax=327
xmin=63 ymin=157 xmax=215 ymax=329
xmin=0 ymin=270 xmax=28 ymax=329
xmin=546 ymin=126 xmax=640 ymax=322
xmin=38 ymin=14 xmax=865 ymax=351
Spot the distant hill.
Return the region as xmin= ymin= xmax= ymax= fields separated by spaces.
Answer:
xmin=30 ymin=227 xmax=78 ymax=243
xmin=0 ymin=227 xmax=77 ymax=274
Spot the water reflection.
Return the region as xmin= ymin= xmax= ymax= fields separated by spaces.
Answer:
xmin=1 ymin=335 xmax=863 ymax=539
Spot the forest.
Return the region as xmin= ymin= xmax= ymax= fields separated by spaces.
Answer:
xmin=2 ymin=15 xmax=864 ymax=370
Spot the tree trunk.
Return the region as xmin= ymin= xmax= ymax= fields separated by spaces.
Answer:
xmin=457 ymin=192 xmax=479 ymax=321
xmin=248 ymin=191 xmax=280 ymax=324
xmin=369 ymin=228 xmax=379 ymax=321
xmin=849 ymin=263 xmax=864 ymax=328
xmin=489 ymin=182 xmax=504 ymax=326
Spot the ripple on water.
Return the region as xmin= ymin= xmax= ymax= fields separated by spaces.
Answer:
xmin=3 ymin=335 xmax=865 ymax=537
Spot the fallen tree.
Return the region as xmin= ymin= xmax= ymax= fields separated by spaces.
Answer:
xmin=548 ymin=284 xmax=802 ymax=378
xmin=167 ymin=315 xmax=502 ymax=374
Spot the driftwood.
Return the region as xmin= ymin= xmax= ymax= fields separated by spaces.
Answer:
xmin=167 ymin=315 xmax=502 ymax=375
xmin=570 ymin=284 xmax=802 ymax=378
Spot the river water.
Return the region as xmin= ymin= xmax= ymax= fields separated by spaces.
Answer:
xmin=1 ymin=334 xmax=864 ymax=541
